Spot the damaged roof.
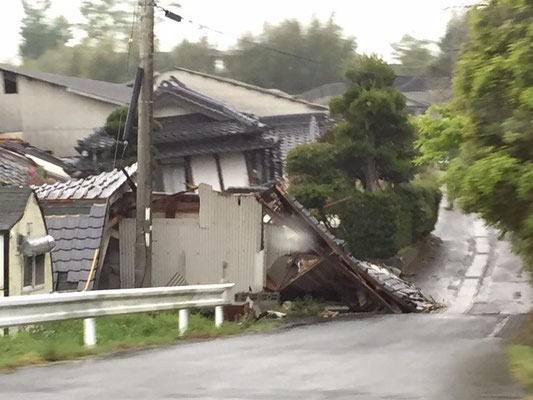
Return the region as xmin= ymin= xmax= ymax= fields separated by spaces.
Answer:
xmin=259 ymin=185 xmax=438 ymax=313
xmin=0 ymin=147 xmax=35 ymax=186
xmin=45 ymin=201 xmax=107 ymax=291
xmin=33 ymin=163 xmax=136 ymax=200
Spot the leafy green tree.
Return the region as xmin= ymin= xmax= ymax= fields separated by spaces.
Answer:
xmin=79 ymin=0 xmax=135 ymax=46
xmin=428 ymin=12 xmax=470 ymax=77
xmin=414 ymin=105 xmax=470 ymax=169
xmin=329 ymin=55 xmax=415 ymax=193
xmin=19 ymin=0 xmax=72 ymax=60
xmin=288 ymin=55 xmax=415 ymax=201
xmin=224 ymin=18 xmax=356 ymax=94
xmin=437 ymin=0 xmax=533 ymax=262
xmin=156 ymin=37 xmax=217 ymax=74
xmin=391 ymin=34 xmax=436 ymax=74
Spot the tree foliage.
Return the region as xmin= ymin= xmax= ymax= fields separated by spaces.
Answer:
xmin=414 ymin=105 xmax=470 ymax=169
xmin=156 ymin=37 xmax=217 ymax=74
xmin=19 ymin=0 xmax=72 ymax=60
xmin=224 ymin=18 xmax=356 ymax=94
xmin=419 ymin=0 xmax=533 ymax=263
xmin=391 ymin=34 xmax=436 ymax=74
xmin=286 ymin=56 xmax=440 ymax=259
xmin=428 ymin=12 xmax=470 ymax=77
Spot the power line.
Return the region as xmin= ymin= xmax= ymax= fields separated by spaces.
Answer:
xmin=153 ymin=2 xmax=340 ymax=67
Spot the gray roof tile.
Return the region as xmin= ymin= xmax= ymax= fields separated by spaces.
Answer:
xmin=0 ymin=186 xmax=33 ymax=230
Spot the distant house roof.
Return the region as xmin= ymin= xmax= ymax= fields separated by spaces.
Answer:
xmin=44 ymin=201 xmax=107 ymax=291
xmin=33 ymin=163 xmax=136 ymax=201
xmin=155 ymin=67 xmax=328 ymax=116
xmin=0 ymin=66 xmax=132 ymax=105
xmin=0 ymin=186 xmax=32 ymax=231
xmin=156 ymin=78 xmax=266 ymax=126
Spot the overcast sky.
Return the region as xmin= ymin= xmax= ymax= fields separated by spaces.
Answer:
xmin=1 ymin=0 xmax=478 ymax=65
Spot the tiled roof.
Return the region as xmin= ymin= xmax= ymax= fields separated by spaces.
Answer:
xmin=261 ymin=113 xmax=333 ymax=162
xmin=0 ymin=186 xmax=32 ymax=231
xmin=155 ymin=78 xmax=264 ymax=127
xmin=45 ymin=202 xmax=107 ymax=291
xmin=0 ymin=147 xmax=35 ymax=186
xmin=75 ymin=128 xmax=116 ymax=152
xmin=157 ymin=135 xmax=278 ymax=160
xmin=1 ymin=66 xmax=132 ymax=105
xmin=33 ymin=164 xmax=137 ymax=200
xmin=155 ymin=117 xmax=260 ymax=145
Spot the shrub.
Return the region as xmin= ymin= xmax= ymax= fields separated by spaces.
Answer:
xmin=334 ymin=183 xmax=441 ymax=259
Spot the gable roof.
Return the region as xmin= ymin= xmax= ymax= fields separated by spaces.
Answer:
xmin=0 ymin=186 xmax=32 ymax=231
xmin=155 ymin=78 xmax=264 ymax=126
xmin=155 ymin=67 xmax=327 ymax=116
xmin=1 ymin=66 xmax=132 ymax=105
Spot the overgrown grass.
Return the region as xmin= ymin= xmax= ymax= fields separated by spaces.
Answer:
xmin=0 ymin=311 xmax=279 ymax=371
xmin=507 ymin=313 xmax=533 ymax=398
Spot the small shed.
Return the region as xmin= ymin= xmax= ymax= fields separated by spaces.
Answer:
xmin=0 ymin=186 xmax=55 ymax=297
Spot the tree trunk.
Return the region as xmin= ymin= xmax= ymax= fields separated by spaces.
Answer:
xmin=363 ymin=157 xmax=378 ymax=193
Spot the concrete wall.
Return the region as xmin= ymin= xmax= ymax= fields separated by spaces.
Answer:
xmin=0 ymin=72 xmax=119 ymax=157
xmin=7 ymin=194 xmax=53 ymax=296
xmin=155 ymin=70 xmax=323 ymax=117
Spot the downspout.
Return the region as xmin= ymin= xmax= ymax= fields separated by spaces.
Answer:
xmin=2 ymin=231 xmax=9 ymax=297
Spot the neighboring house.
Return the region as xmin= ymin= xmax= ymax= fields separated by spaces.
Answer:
xmin=297 ymin=76 xmax=453 ymax=115
xmin=0 ymin=140 xmax=69 ymax=187
xmin=0 ymin=66 xmax=132 ymax=157
xmin=33 ymin=164 xmax=136 ymax=291
xmin=69 ymin=76 xmax=330 ymax=190
xmin=0 ymin=186 xmax=55 ymax=297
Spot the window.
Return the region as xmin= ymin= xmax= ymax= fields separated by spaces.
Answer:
xmin=23 ymin=254 xmax=45 ymax=288
xmin=3 ymin=71 xmax=17 ymax=94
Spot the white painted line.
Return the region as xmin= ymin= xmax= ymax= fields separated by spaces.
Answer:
xmin=465 ymin=254 xmax=489 ymax=278
xmin=476 ymin=237 xmax=490 ymax=254
xmin=473 ymin=220 xmax=488 ymax=237
xmin=489 ymin=315 xmax=510 ymax=338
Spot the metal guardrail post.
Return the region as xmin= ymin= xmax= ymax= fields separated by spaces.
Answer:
xmin=215 ymin=306 xmax=224 ymax=328
xmin=84 ymin=318 xmax=96 ymax=347
xmin=179 ymin=309 xmax=189 ymax=336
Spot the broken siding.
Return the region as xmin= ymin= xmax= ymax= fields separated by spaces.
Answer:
xmin=119 ymin=185 xmax=263 ymax=296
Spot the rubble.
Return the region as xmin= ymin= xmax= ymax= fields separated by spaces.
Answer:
xmin=258 ymin=185 xmax=440 ymax=313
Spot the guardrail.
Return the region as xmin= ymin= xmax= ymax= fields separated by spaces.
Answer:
xmin=0 ymin=283 xmax=234 ymax=346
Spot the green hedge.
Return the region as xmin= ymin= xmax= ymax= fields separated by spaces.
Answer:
xmin=334 ymin=183 xmax=442 ymax=259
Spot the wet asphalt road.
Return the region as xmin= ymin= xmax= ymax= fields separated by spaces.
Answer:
xmin=0 ymin=314 xmax=521 ymax=399
xmin=0 ymin=201 xmax=529 ymax=399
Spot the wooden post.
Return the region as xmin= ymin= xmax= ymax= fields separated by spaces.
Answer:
xmin=135 ymin=0 xmax=154 ymax=287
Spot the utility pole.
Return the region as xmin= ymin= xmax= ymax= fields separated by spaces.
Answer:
xmin=135 ymin=0 xmax=154 ymax=287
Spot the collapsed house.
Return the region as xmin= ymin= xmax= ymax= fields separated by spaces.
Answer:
xmin=34 ymin=165 xmax=436 ymax=313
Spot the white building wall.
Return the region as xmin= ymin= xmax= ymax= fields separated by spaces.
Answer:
xmin=0 ymin=73 xmax=120 ymax=157
xmin=219 ymin=152 xmax=249 ymax=188
xmin=191 ymin=155 xmax=221 ymax=191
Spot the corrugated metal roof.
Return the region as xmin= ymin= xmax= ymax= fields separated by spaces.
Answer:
xmin=46 ymin=202 xmax=107 ymax=291
xmin=0 ymin=186 xmax=32 ymax=231
xmin=33 ymin=163 xmax=137 ymax=200
xmin=1 ymin=66 xmax=132 ymax=105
